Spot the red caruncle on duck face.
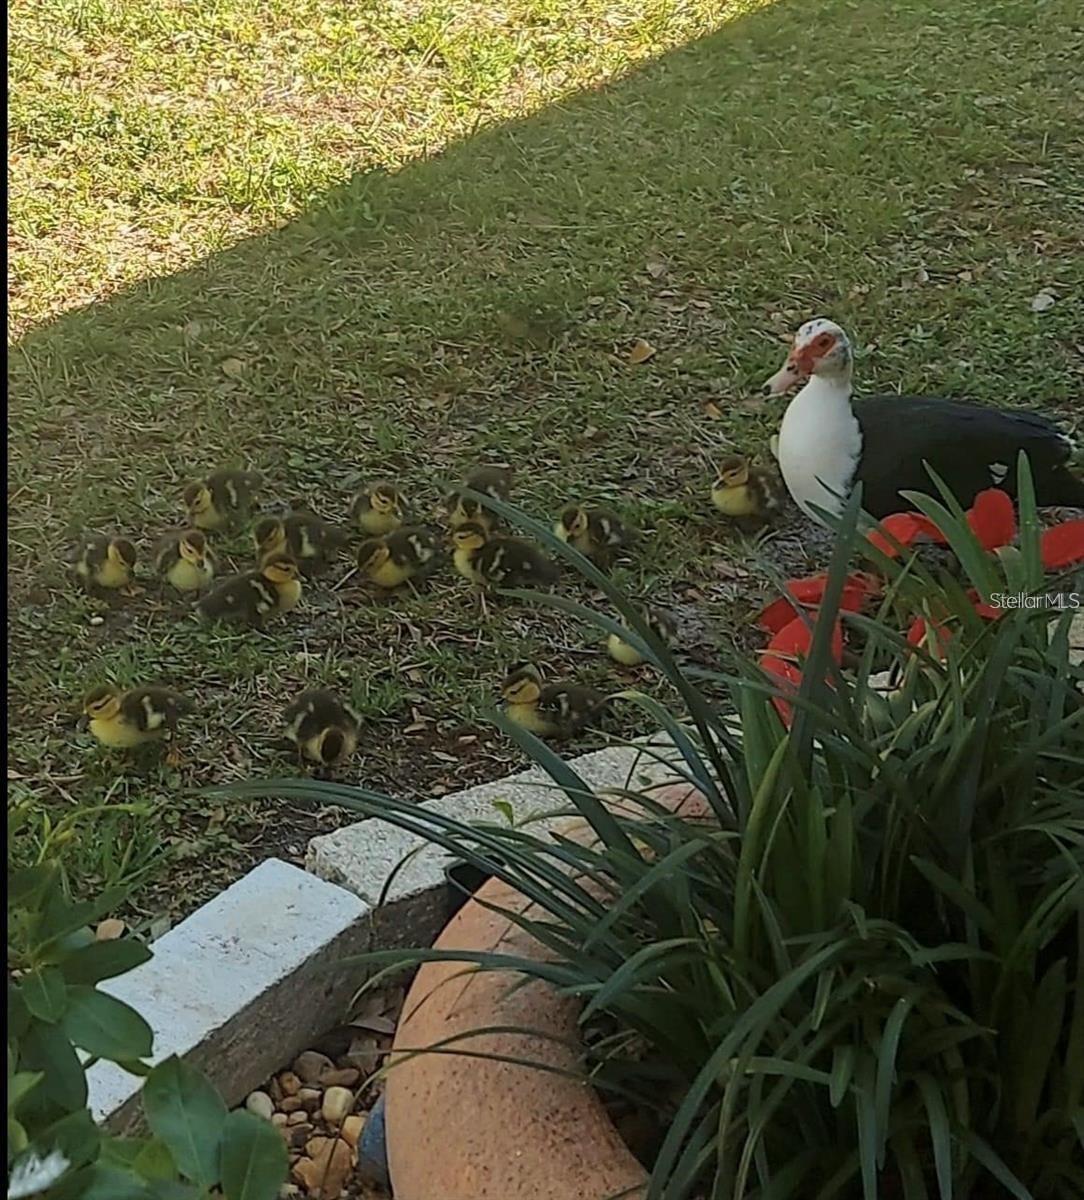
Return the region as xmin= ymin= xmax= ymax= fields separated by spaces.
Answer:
xmin=763 ymin=318 xmax=851 ymax=395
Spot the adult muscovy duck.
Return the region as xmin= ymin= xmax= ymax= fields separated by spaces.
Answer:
xmin=764 ymin=318 xmax=1084 ymax=523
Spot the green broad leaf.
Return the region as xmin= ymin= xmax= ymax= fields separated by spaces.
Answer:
xmin=21 ymin=966 xmax=69 ymax=1023
xmin=38 ymin=1107 xmax=101 ymax=1173
xmin=20 ymin=1021 xmax=88 ymax=1111
xmin=61 ymin=987 xmax=153 ymax=1061
xmin=8 ymin=1115 xmax=28 ymax=1159
xmin=132 ymin=1136 xmax=181 ymax=1181
xmin=60 ymin=938 xmax=153 ymax=985
xmin=142 ymin=1055 xmax=228 ymax=1188
xmin=38 ymin=887 xmax=128 ymax=955
xmin=8 ymin=981 xmax=31 ymax=1039
xmin=8 ymin=864 xmax=57 ymax=909
xmin=219 ymin=1109 xmax=289 ymax=1200
xmin=8 ymin=1069 xmax=44 ymax=1110
xmin=74 ymin=1164 xmax=157 ymax=1200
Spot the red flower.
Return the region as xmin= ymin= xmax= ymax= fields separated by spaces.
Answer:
xmin=867 ymin=512 xmax=945 ymax=559
xmin=1040 ymin=518 xmax=1084 ymax=570
xmin=760 ymin=612 xmax=844 ymax=726
xmin=758 ymin=572 xmax=879 ymax=634
xmin=968 ymin=489 xmax=1016 ymax=552
xmin=867 ymin=487 xmax=1019 ymax=559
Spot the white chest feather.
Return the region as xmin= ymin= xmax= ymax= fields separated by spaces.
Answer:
xmin=777 ymin=377 xmax=863 ymax=524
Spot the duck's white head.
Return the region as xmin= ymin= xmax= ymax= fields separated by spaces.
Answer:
xmin=763 ymin=318 xmax=853 ymax=396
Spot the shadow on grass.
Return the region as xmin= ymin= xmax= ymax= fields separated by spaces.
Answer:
xmin=10 ymin=0 xmax=1080 ymax=552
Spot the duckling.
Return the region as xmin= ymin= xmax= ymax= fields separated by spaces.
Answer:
xmin=253 ymin=514 xmax=347 ymax=577
xmin=81 ymin=684 xmax=192 ymax=761
xmin=198 ymin=554 xmax=302 ymax=625
xmin=357 ymin=527 xmax=441 ymax=590
xmin=451 ymin=522 xmax=488 ymax=584
xmin=606 ymin=606 xmax=679 ymax=667
xmin=183 ymin=469 xmax=261 ymax=531
xmin=154 ymin=529 xmax=216 ymax=593
xmin=283 ymin=689 xmax=361 ymax=767
xmin=555 ymin=504 xmax=635 ymax=567
xmin=499 ymin=663 xmax=606 ymax=740
xmin=72 ymin=535 xmax=139 ymax=595
xmin=710 ymin=455 xmax=787 ymax=527
xmin=351 ymin=482 xmax=406 ymax=536
xmin=446 ymin=466 xmax=514 ymax=532
xmin=451 ymin=524 xmax=558 ymax=591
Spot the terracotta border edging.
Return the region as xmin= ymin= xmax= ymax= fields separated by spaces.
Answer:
xmin=386 ymin=783 xmax=712 ymax=1200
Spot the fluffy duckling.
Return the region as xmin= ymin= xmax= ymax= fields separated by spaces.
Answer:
xmin=351 ymin=482 xmax=407 ymax=537
xmin=198 ymin=554 xmax=302 ymax=625
xmin=606 ymin=606 xmax=679 ymax=667
xmin=253 ymin=514 xmax=347 ymax=577
xmin=451 ymin=524 xmax=558 ymax=591
xmin=283 ymin=689 xmax=361 ymax=767
xmin=182 ymin=469 xmax=261 ymax=531
xmin=154 ymin=529 xmax=215 ymax=593
xmin=710 ymin=455 xmax=787 ymax=526
xmin=73 ymin=535 xmax=138 ymax=595
xmin=500 ymin=663 xmax=606 ymax=740
xmin=81 ymin=685 xmax=192 ymax=759
xmin=357 ymin=527 xmax=441 ymax=590
xmin=555 ymin=504 xmax=635 ymax=567
xmin=446 ymin=466 xmax=514 ymax=532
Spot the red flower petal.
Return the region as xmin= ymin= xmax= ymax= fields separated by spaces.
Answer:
xmin=1040 ymin=518 xmax=1084 ymax=570
xmin=966 ymin=588 xmax=1003 ymax=621
xmin=840 ymin=573 xmax=882 ymax=612
xmin=760 ymin=653 xmax=802 ymax=728
xmin=868 ymin=512 xmax=944 ymax=558
xmin=769 ymin=614 xmax=845 ymax=663
xmin=966 ymin=489 xmax=1016 ymax=552
xmin=758 ymin=595 xmax=802 ymax=635
xmin=768 ymin=616 xmax=813 ymax=658
xmin=757 ymin=573 xmax=880 ymax=632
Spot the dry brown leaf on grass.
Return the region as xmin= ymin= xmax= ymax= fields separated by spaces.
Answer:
xmin=220 ymin=357 xmax=246 ymax=378
xmin=95 ymin=918 xmax=126 ymax=940
xmin=645 ymin=259 xmax=668 ymax=279
xmin=627 ymin=338 xmax=657 ymax=364
xmin=701 ymin=401 xmax=724 ymax=420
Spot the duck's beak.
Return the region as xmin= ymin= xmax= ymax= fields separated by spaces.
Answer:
xmin=763 ymin=353 xmax=806 ymax=396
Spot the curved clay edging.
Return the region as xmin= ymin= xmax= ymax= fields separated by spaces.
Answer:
xmin=386 ymin=783 xmax=711 ymax=1200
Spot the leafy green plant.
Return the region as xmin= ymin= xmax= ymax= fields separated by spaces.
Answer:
xmin=7 ymin=863 xmax=286 ymax=1200
xmin=224 ymin=474 xmax=1083 ymax=1199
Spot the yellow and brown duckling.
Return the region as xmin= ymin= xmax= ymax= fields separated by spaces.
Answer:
xmin=451 ymin=524 xmax=558 ymax=591
xmin=198 ymin=553 xmax=302 ymax=625
xmin=253 ymin=514 xmax=347 ymax=577
xmin=72 ymin=535 xmax=138 ymax=595
xmin=356 ymin=526 xmax=441 ymax=590
xmin=154 ymin=529 xmax=216 ymax=593
xmin=554 ymin=504 xmax=635 ymax=567
xmin=81 ymin=684 xmax=192 ymax=761
xmin=351 ymin=482 xmax=407 ymax=537
xmin=606 ymin=606 xmax=679 ymax=667
xmin=446 ymin=466 xmax=515 ymax=533
xmin=710 ymin=455 xmax=787 ymax=526
xmin=182 ymin=469 xmax=261 ymax=531
xmin=283 ymin=689 xmax=361 ymax=767
xmin=499 ymin=663 xmax=606 ymax=740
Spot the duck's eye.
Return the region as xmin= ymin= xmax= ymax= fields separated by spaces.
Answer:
xmin=815 ymin=333 xmax=834 ymax=350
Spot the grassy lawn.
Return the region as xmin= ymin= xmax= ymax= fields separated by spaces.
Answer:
xmin=8 ymin=0 xmax=1083 ymax=922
